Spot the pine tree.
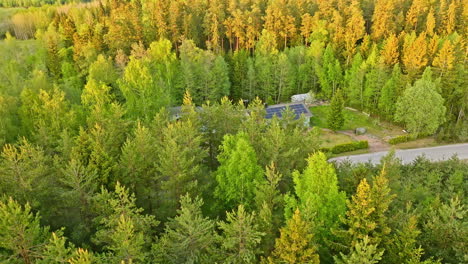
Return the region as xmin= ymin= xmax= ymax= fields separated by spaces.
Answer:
xmin=68 ymin=248 xmax=96 ymax=264
xmin=421 ymin=197 xmax=466 ymax=263
xmin=58 ymin=159 xmax=98 ymax=244
xmin=333 ymin=178 xmax=376 ymax=253
xmin=328 ymin=89 xmax=345 ymax=131
xmin=269 ymin=209 xmax=320 ymax=264
xmin=157 ymin=195 xmax=218 ymax=263
xmin=92 ymin=182 xmax=158 ymax=263
xmin=335 ymin=236 xmax=384 ymax=264
xmin=334 ymin=167 xmax=394 ymax=259
xmin=218 ymin=205 xmax=264 ymax=264
xmin=0 ymin=139 xmax=49 ymax=205
xmin=118 ymin=122 xmax=160 ymax=213
xmin=38 ymin=231 xmax=74 ymax=264
xmin=0 ymin=197 xmax=48 ymax=264
xmin=157 ymin=118 xmax=207 ymax=220
xmin=215 ymin=132 xmax=265 ymax=209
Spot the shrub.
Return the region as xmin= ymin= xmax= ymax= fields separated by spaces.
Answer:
xmin=327 ymin=140 xmax=369 ymax=154
xmin=388 ymin=135 xmax=416 ymax=145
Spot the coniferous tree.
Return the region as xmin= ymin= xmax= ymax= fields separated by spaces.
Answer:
xmin=255 ymin=163 xmax=284 ymax=254
xmin=335 ymin=236 xmax=384 ymax=264
xmin=0 ymin=197 xmax=49 ymax=264
xmin=157 ymin=116 xmax=207 ymax=220
xmin=268 ymin=209 xmax=320 ymax=264
xmin=92 ymin=182 xmax=158 ymax=263
xmin=218 ymin=205 xmax=264 ymax=264
xmin=378 ymin=64 xmax=403 ymax=119
xmin=156 ymin=195 xmax=218 ymax=263
xmin=328 ymin=89 xmax=345 ymax=131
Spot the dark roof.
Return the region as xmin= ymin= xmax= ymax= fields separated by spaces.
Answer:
xmin=265 ymin=103 xmax=312 ymax=120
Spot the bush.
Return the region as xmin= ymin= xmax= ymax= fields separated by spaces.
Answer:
xmin=388 ymin=135 xmax=415 ymax=145
xmin=323 ymin=140 xmax=369 ymax=154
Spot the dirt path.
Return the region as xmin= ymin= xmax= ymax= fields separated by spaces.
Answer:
xmin=339 ymin=130 xmax=391 ymax=152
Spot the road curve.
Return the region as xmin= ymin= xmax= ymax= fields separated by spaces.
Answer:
xmin=329 ymin=143 xmax=468 ymax=165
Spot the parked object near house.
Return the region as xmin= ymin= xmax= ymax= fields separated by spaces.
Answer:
xmin=265 ymin=102 xmax=312 ymax=126
xmin=291 ymin=93 xmax=312 ymax=104
xmin=355 ymin=127 xmax=367 ymax=135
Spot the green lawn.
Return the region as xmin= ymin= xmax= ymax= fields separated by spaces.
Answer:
xmin=310 ymin=105 xmax=403 ymax=138
xmin=320 ymin=128 xmax=356 ymax=148
xmin=393 ymin=137 xmax=439 ymax=149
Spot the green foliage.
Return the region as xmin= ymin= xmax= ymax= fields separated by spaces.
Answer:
xmin=0 ymin=1 xmax=466 ymax=263
xmin=421 ymin=197 xmax=467 ymax=264
xmin=269 ymin=209 xmax=320 ymax=264
xmin=92 ymin=182 xmax=158 ymax=263
xmin=218 ymin=205 xmax=264 ymax=264
xmin=388 ymin=134 xmax=415 ymax=145
xmin=0 ymin=197 xmax=49 ymax=263
xmin=323 ymin=140 xmax=369 ymax=154
xmin=156 ymin=195 xmax=218 ymax=264
xmin=335 ymin=236 xmax=384 ymax=264
xmin=285 ymin=152 xmax=346 ymax=257
xmin=215 ymin=132 xmax=265 ymax=210
xmin=395 ymin=68 xmax=446 ymax=136
xmin=328 ymin=89 xmax=345 ymax=131
xmin=118 ymin=57 xmax=170 ymax=120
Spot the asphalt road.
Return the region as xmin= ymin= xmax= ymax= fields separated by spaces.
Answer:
xmin=329 ymin=143 xmax=468 ymax=165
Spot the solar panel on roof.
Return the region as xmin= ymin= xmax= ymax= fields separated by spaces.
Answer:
xmin=265 ymin=104 xmax=309 ymax=120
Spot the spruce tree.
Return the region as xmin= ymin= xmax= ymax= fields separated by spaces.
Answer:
xmin=328 ymin=89 xmax=345 ymax=131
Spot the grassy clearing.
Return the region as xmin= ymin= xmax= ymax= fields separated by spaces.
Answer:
xmin=310 ymin=105 xmax=403 ymax=138
xmin=393 ymin=137 xmax=439 ymax=149
xmin=319 ymin=128 xmax=356 ymax=148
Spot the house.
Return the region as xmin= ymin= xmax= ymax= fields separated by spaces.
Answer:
xmin=265 ymin=102 xmax=312 ymax=126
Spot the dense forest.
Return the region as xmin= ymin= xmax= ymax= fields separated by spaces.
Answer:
xmin=0 ymin=0 xmax=467 ymax=263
